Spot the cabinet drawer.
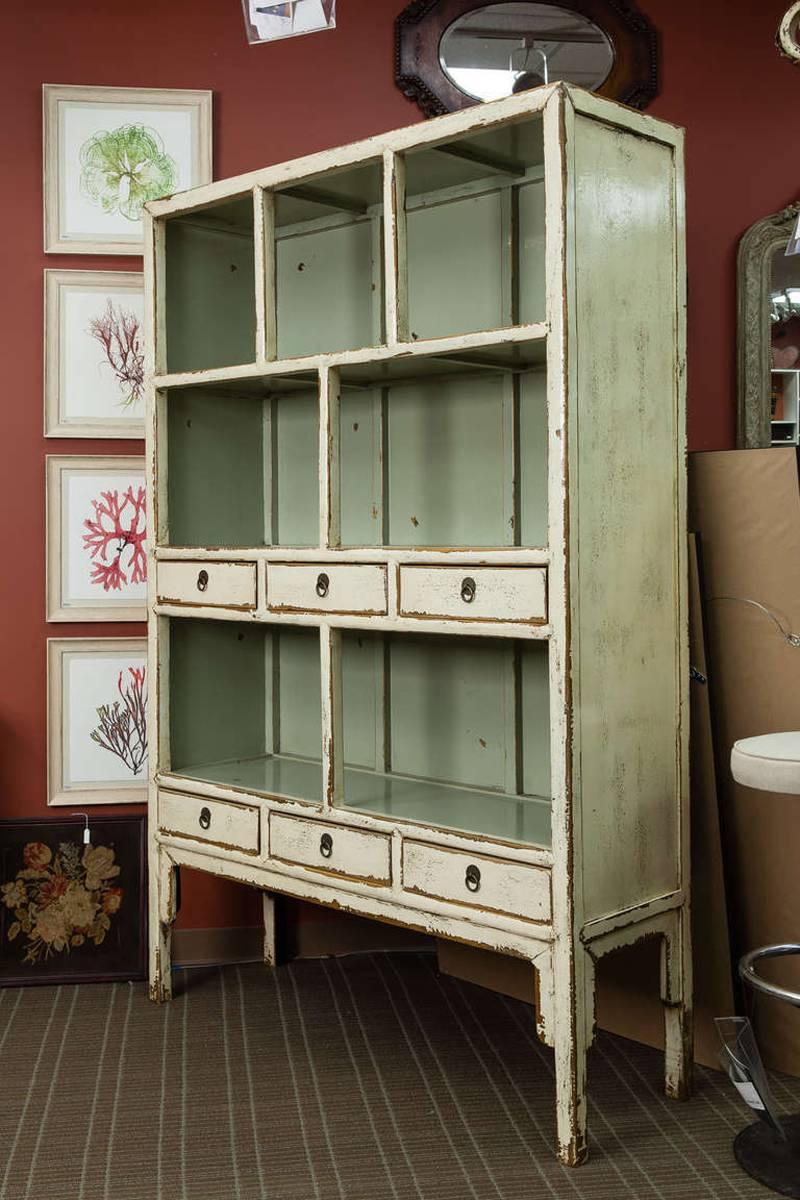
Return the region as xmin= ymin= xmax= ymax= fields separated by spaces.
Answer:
xmin=267 ymin=563 xmax=387 ymax=615
xmin=402 ymin=841 xmax=551 ymax=923
xmin=399 ymin=566 xmax=547 ymax=624
xmin=270 ymin=814 xmax=391 ymax=885
xmin=157 ymin=561 xmax=257 ymax=609
xmin=159 ymin=790 xmax=260 ymax=855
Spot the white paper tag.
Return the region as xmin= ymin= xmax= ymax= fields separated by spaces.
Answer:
xmin=733 ymin=1079 xmax=766 ymax=1111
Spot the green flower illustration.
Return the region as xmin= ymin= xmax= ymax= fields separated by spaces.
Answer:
xmin=79 ymin=124 xmax=178 ymax=222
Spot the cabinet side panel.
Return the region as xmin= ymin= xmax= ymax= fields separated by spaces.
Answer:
xmin=570 ymin=116 xmax=685 ymax=921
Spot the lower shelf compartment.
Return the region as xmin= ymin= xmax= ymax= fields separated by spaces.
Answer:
xmin=170 ymin=753 xmax=322 ymax=803
xmin=339 ymin=770 xmax=550 ymax=848
xmin=165 ymin=754 xmax=550 ymax=848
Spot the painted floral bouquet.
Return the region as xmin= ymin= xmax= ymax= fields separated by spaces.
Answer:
xmin=1 ymin=841 xmax=123 ymax=965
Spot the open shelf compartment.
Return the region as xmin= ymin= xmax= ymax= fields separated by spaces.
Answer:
xmin=399 ymin=114 xmax=546 ymax=342
xmin=335 ymin=338 xmax=548 ymax=548
xmin=273 ymin=160 xmax=384 ymax=360
xmin=164 ymin=194 xmax=257 ymax=375
xmin=336 ymin=630 xmax=551 ymax=848
xmin=162 ymin=372 xmax=319 ymax=548
xmin=166 ymin=617 xmax=322 ymax=801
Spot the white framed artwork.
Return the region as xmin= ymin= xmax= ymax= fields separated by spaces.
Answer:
xmin=48 ymin=638 xmax=147 ymax=806
xmin=45 ymin=270 xmax=145 ymax=438
xmin=43 ymin=84 xmax=212 ymax=255
xmin=242 ymin=0 xmax=336 ymax=43
xmin=47 ymin=456 xmax=147 ymax=623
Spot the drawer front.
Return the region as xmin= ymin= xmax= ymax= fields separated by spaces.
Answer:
xmin=270 ymin=814 xmax=391 ymax=885
xmin=157 ymin=561 xmax=257 ymax=610
xmin=402 ymin=841 xmax=551 ymax=923
xmin=159 ymin=790 xmax=260 ymax=855
xmin=399 ymin=566 xmax=547 ymax=624
xmin=267 ymin=563 xmax=387 ymax=615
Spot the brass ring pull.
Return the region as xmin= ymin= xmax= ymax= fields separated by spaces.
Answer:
xmin=465 ymin=864 xmax=481 ymax=893
xmin=460 ymin=577 xmax=476 ymax=604
xmin=320 ymin=832 xmax=333 ymax=858
xmin=316 ymin=572 xmax=330 ymax=599
xmin=199 ymin=807 xmax=212 ymax=831
xmin=197 ymin=570 xmax=209 ymax=592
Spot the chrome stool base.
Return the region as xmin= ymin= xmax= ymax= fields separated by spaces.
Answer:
xmin=736 ymin=944 xmax=800 ymax=1193
xmin=735 ymin=1115 xmax=800 ymax=1198
xmin=739 ymin=944 xmax=800 ymax=1007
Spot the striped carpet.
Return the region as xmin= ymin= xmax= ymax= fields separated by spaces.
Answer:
xmin=0 ymin=952 xmax=795 ymax=1200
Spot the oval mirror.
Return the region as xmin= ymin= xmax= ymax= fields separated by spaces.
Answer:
xmin=396 ymin=0 xmax=658 ymax=119
xmin=439 ymin=2 xmax=614 ymax=102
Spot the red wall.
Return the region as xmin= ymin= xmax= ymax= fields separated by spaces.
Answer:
xmin=0 ymin=0 xmax=795 ymax=928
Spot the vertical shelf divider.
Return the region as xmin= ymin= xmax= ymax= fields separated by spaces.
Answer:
xmin=254 ymin=186 xmax=278 ymax=363
xmin=321 ymin=624 xmax=343 ymax=808
xmin=383 ymin=149 xmax=408 ymax=346
xmin=320 ymin=365 xmax=341 ymax=548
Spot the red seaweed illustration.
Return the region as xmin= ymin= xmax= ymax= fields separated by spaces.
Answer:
xmin=88 ymin=300 xmax=144 ymax=409
xmin=82 ymin=486 xmax=147 ymax=592
xmin=90 ymin=666 xmax=147 ymax=776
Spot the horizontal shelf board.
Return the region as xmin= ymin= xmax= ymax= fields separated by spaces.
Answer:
xmin=338 ymin=343 xmax=546 ymax=387
xmin=170 ymin=753 xmax=323 ymax=803
xmin=146 ymin=83 xmax=680 ymax=223
xmin=146 ymin=87 xmax=560 ymax=220
xmin=153 ymin=324 xmax=548 ymax=392
xmin=165 ymin=753 xmax=551 ymax=850
xmin=340 ymin=768 xmax=551 ymax=849
xmin=155 ymin=547 xmax=550 ymax=562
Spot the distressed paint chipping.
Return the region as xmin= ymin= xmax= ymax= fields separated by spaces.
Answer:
xmin=145 ymin=83 xmax=690 ymax=1168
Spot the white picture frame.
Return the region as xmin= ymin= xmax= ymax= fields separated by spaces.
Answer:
xmin=45 ymin=269 xmax=145 ymax=439
xmin=43 ymin=84 xmax=212 ymax=255
xmin=47 ymin=456 xmax=147 ymax=623
xmin=48 ymin=637 xmax=148 ymax=806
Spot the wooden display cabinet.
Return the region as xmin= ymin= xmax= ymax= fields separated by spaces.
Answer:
xmin=144 ymin=82 xmax=689 ymax=1165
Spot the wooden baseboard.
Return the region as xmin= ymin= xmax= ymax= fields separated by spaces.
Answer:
xmin=173 ymin=903 xmax=431 ymax=968
xmin=173 ymin=926 xmax=263 ymax=967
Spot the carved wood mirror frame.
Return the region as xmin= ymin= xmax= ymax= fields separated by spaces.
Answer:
xmin=737 ymin=203 xmax=800 ymax=448
xmin=395 ymin=0 xmax=659 ymax=118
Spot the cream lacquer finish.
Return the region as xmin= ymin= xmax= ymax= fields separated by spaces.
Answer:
xmin=156 ymin=560 xmax=257 ymax=609
xmin=145 ymin=83 xmax=689 ymax=1167
xmin=159 ymin=790 xmax=260 ymax=854
xmin=266 ymin=562 xmax=387 ymax=615
xmin=398 ymin=564 xmax=548 ymax=623
xmin=270 ymin=814 xmax=392 ymax=885
xmin=402 ymin=840 xmax=552 ymax=923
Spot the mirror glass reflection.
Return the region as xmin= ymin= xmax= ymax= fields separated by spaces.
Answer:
xmin=770 ymin=243 xmax=800 ymax=445
xmin=439 ymin=2 xmax=614 ymax=102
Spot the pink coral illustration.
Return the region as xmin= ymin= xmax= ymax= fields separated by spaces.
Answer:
xmin=88 ymin=300 xmax=144 ymax=409
xmin=82 ymin=485 xmax=147 ymax=592
xmin=90 ymin=666 xmax=147 ymax=776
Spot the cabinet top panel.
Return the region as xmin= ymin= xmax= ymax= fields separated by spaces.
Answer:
xmin=145 ymin=83 xmax=684 ymax=223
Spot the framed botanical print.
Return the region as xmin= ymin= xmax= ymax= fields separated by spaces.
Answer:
xmin=46 ymin=456 xmax=147 ymax=622
xmin=0 ymin=816 xmax=146 ymax=986
xmin=43 ymin=84 xmax=212 ymax=255
xmin=48 ymin=638 xmax=147 ymax=807
xmin=45 ymin=269 xmax=145 ymax=439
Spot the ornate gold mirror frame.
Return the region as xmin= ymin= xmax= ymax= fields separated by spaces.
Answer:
xmin=737 ymin=202 xmax=800 ymax=448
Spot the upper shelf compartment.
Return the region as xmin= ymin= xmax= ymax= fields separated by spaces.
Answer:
xmin=164 ymin=195 xmax=256 ymax=375
xmin=273 ymin=160 xmax=384 ymax=360
xmin=399 ymin=114 xmax=545 ymax=342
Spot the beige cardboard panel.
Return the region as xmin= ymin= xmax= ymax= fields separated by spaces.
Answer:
xmin=690 ymin=448 xmax=800 ymax=1074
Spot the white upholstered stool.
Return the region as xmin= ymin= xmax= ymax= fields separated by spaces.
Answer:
xmin=731 ymin=733 xmax=800 ymax=1005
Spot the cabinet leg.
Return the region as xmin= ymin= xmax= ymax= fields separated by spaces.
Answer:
xmin=263 ymin=892 xmax=278 ymax=968
xmin=553 ymin=948 xmax=593 ymax=1167
xmin=149 ymin=850 xmax=178 ymax=1004
xmin=661 ymin=907 xmax=693 ymax=1101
